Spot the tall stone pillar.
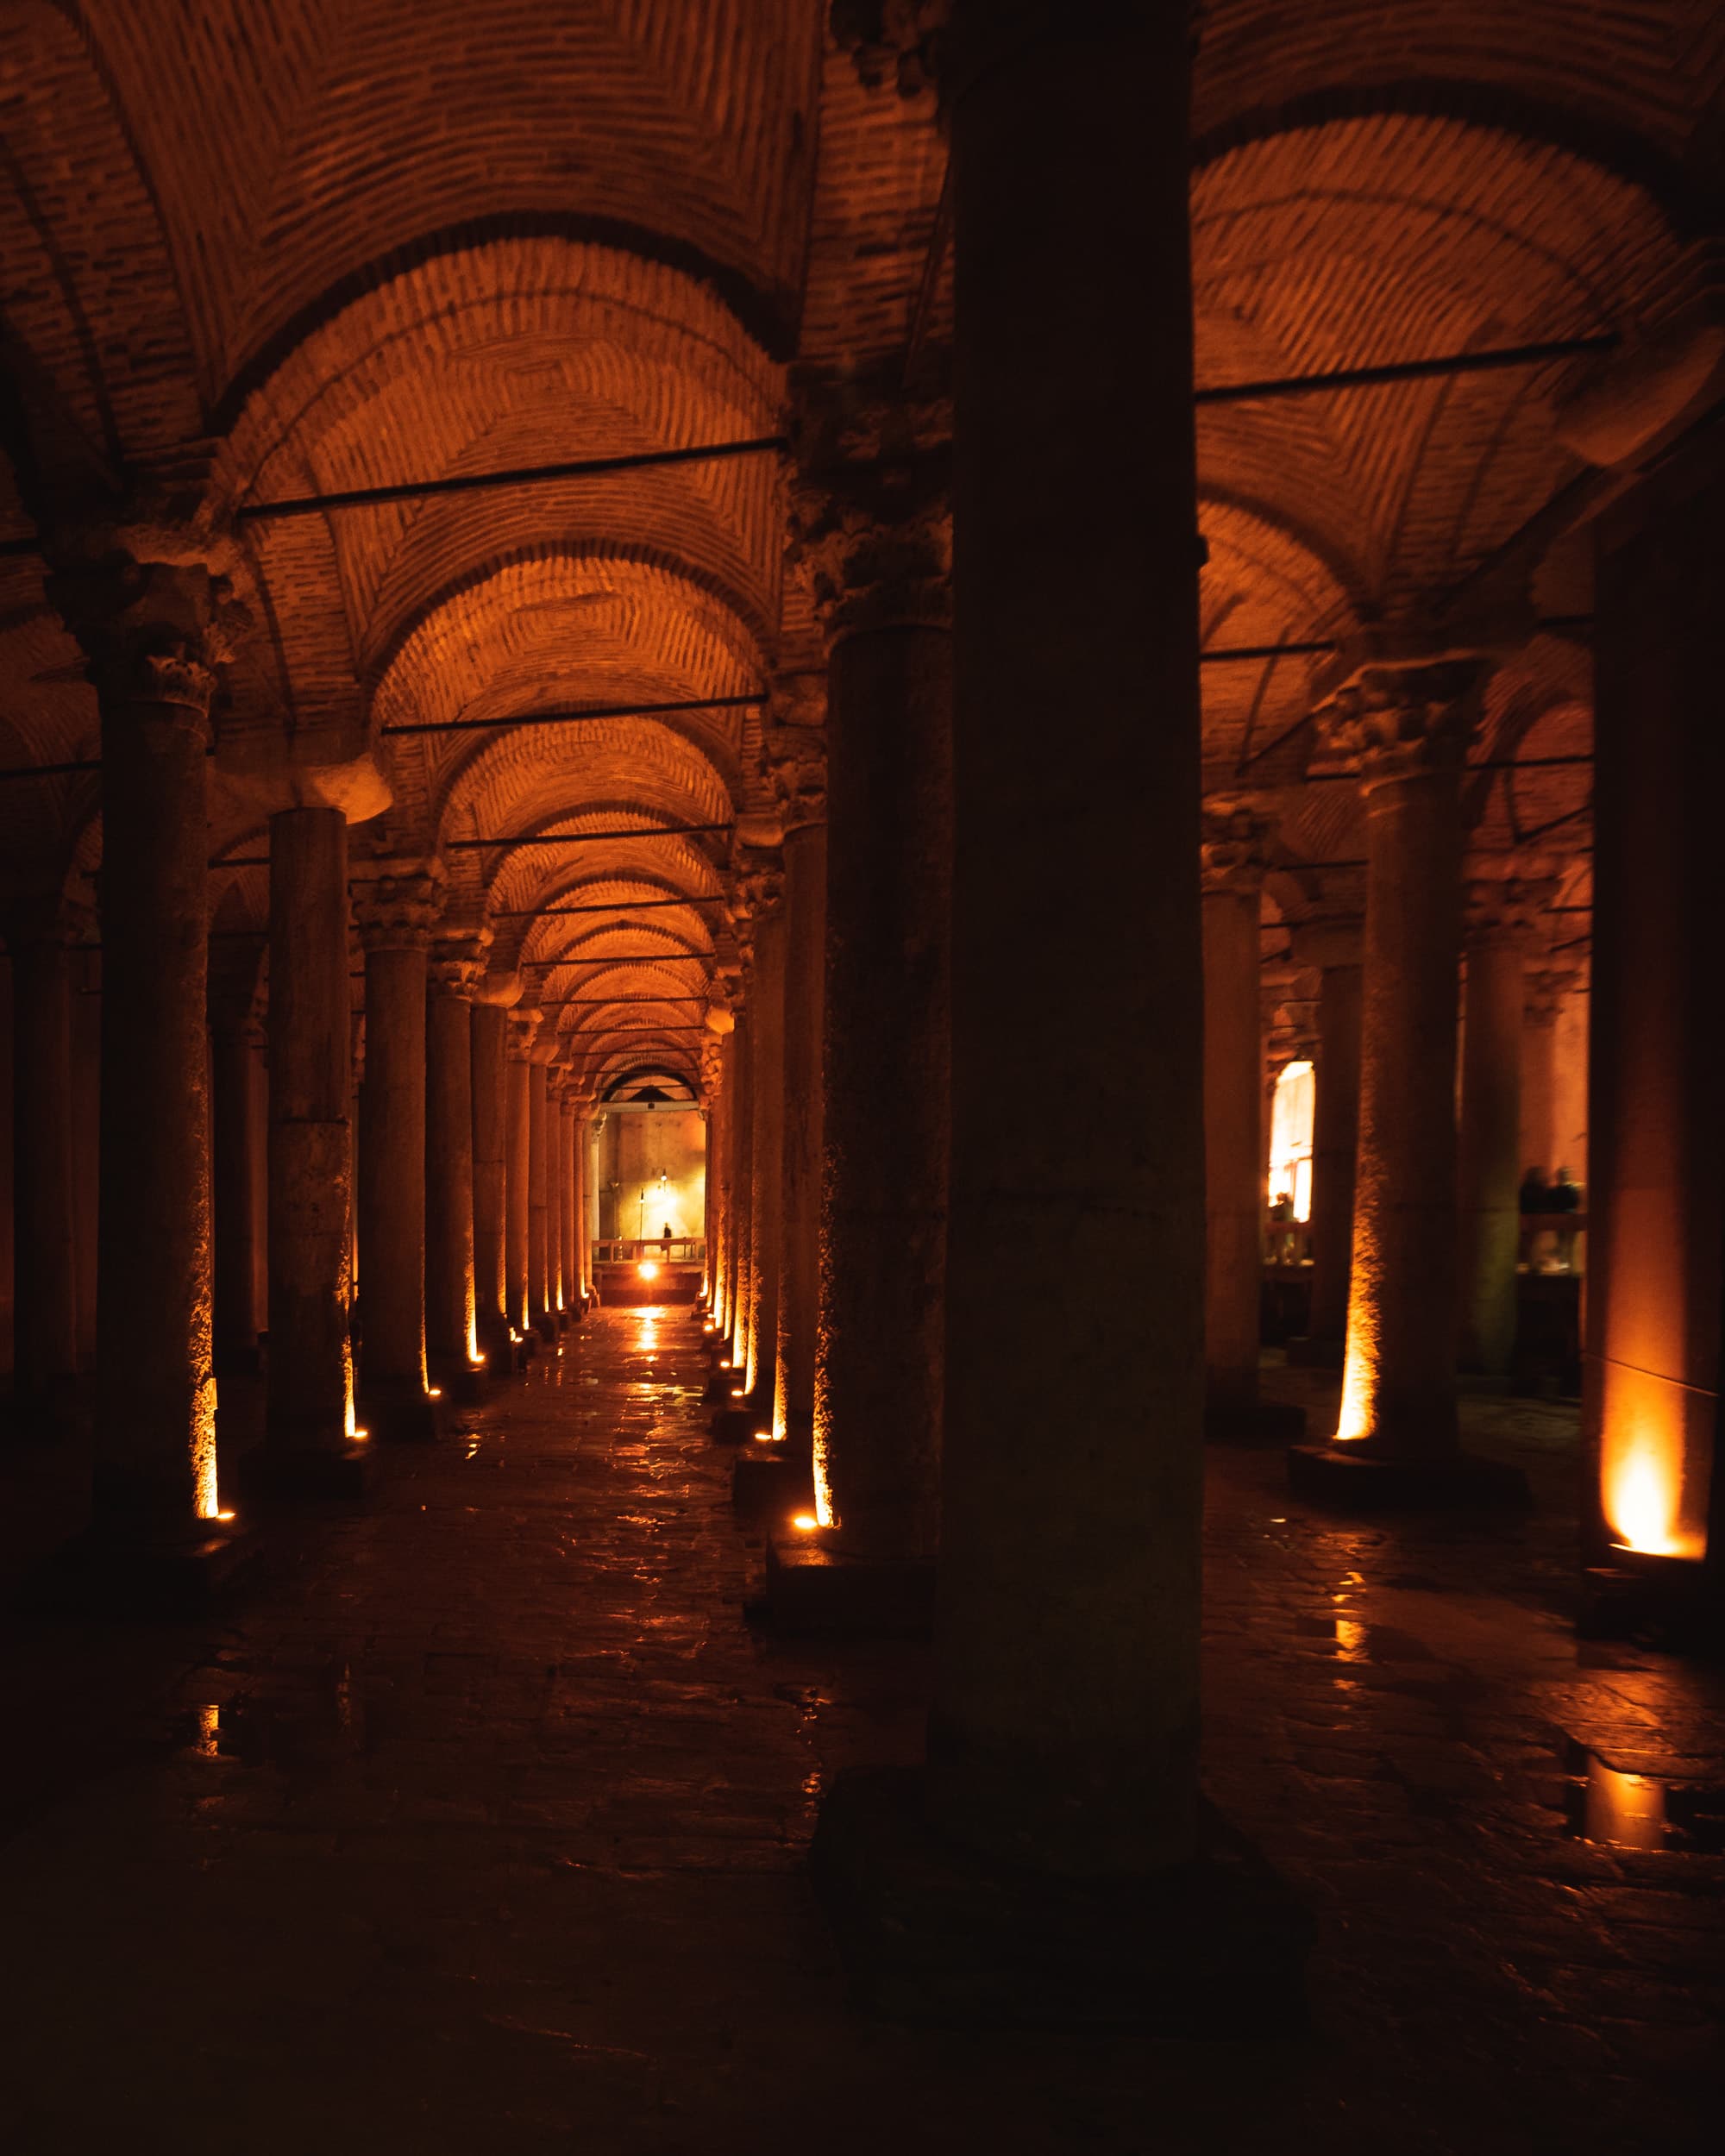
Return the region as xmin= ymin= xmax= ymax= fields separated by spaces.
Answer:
xmin=1458 ymin=877 xmax=1548 ymax=1376
xmin=572 ymin=1102 xmax=593 ymax=1308
xmin=353 ymin=857 xmax=443 ymax=1437
xmin=505 ymin=1006 xmax=540 ymax=1344
xmin=1585 ymin=462 xmax=1723 ymax=1611
xmin=1520 ymin=968 xmax=1561 ymax=1184
xmin=1201 ymin=807 xmax=1293 ymax=1438
xmin=527 ymin=1040 xmax=556 ymax=1338
xmin=52 ymin=560 xmax=239 ymax=1556
xmin=1290 ymin=919 xmax=1363 ymax=1358
xmin=710 ymin=1026 xmax=736 ymax=1337
xmin=427 ymin=931 xmax=487 ymax=1388
xmin=210 ymin=976 xmax=267 ymax=1380
xmin=723 ymin=1001 xmax=754 ymax=1380
xmin=263 ymin=805 xmax=365 ymax=1489
xmin=700 ymin=1030 xmax=725 ymax=1320
xmin=768 ymin=720 xmax=829 ymax=1455
xmin=470 ymin=973 xmax=517 ymax=1364
xmin=7 ymin=898 xmax=81 ymax=1425
xmin=1291 ymin=663 xmax=1522 ymax=1503
xmin=786 ymin=425 xmax=951 ymax=1567
xmin=555 ymin=1087 xmax=575 ymax=1319
xmin=741 ymin=861 xmax=786 ymax=1409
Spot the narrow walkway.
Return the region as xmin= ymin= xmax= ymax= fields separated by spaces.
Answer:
xmin=0 ymin=1313 xmax=1719 ymax=2153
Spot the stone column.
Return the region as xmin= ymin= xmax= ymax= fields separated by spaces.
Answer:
xmin=555 ymin=1087 xmax=575 ymax=1319
xmin=1584 ymin=461 xmax=1721 ymax=1594
xmin=426 ymin=931 xmax=487 ymax=1388
xmin=710 ymin=1026 xmax=736 ymax=1337
xmin=6 ymin=899 xmax=81 ymax=1425
xmin=1292 ymin=663 xmax=1522 ymax=1501
xmin=505 ymin=1006 xmax=540 ymax=1344
xmin=527 ymin=1039 xmax=555 ymax=1338
xmin=470 ymin=973 xmax=517 ymax=1364
xmin=1520 ymin=968 xmax=1561 ymax=1185
xmin=723 ymin=1001 xmax=754 ymax=1381
xmin=1291 ymin=920 xmax=1364 ymax=1358
xmin=787 ymin=428 xmax=951 ymax=1564
xmin=572 ymin=1102 xmax=593 ymax=1307
xmin=768 ymin=720 xmax=829 ymax=1454
xmin=1458 ymin=878 xmax=1549 ymax=1376
xmin=353 ymin=857 xmax=443 ymax=1438
xmin=938 ymin=0 xmax=1204 ymax=1883
xmin=263 ymin=805 xmax=364 ymax=1489
xmin=210 ymin=982 xmax=267 ymax=1380
xmin=1200 ymin=807 xmax=1283 ymax=1438
xmin=699 ymin=1031 xmax=724 ymax=1319
xmin=741 ymin=860 xmax=786 ymax=1409
xmin=54 ymin=564 xmax=234 ymax=1545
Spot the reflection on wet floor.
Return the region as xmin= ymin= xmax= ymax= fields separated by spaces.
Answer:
xmin=1563 ymin=1739 xmax=1725 ymax=1853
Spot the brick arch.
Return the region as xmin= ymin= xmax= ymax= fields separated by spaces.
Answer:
xmin=1195 ymin=4 xmax=1721 ymax=192
xmin=477 ymin=830 xmax=728 ymax=976
xmin=1193 ymin=113 xmax=1684 ymax=616
xmin=0 ymin=3 xmax=201 ymax=468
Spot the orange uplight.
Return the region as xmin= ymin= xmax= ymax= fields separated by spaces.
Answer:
xmin=638 ymin=1260 xmax=661 ymax=1281
xmin=352 ymin=1426 xmax=370 ymax=1442
xmin=731 ymin=1387 xmax=745 ymax=1398
xmin=428 ymin=1387 xmax=443 ymax=1400
xmin=1581 ymin=1758 xmax=1667 ymax=1850
xmin=196 ymin=1703 xmax=221 ymax=1758
xmin=468 ymin=1351 xmax=487 ymax=1369
xmin=792 ymin=1513 xmax=818 ymax=1532
xmin=753 ymin=1430 xmax=781 ymax=1444
xmin=1605 ymin=1442 xmax=1685 ymax=1557
xmin=216 ymin=1508 xmax=236 ymax=1524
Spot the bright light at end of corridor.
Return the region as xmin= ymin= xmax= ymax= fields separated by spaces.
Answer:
xmin=792 ymin=1514 xmax=818 ymax=1532
xmin=637 ymin=1259 xmax=661 ymax=1281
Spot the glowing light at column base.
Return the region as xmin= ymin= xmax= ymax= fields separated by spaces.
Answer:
xmin=194 ymin=1376 xmax=220 ymax=1520
xmin=1603 ymin=1437 xmax=1702 ymax=1558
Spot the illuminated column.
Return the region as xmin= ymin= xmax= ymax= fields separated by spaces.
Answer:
xmin=1200 ymin=806 xmax=1283 ymax=1437
xmin=572 ymin=1103 xmax=593 ymax=1306
xmin=56 ymin=567 xmax=234 ymax=1545
xmin=724 ymin=999 xmax=755 ymax=1376
xmin=699 ymin=1031 xmax=724 ymax=1313
xmin=930 ymin=0 xmax=1203 ymax=1883
xmin=1292 ymin=921 xmax=1363 ymax=1356
xmin=555 ymin=1087 xmax=574 ymax=1318
xmin=788 ymin=434 xmax=950 ymax=1560
xmin=1458 ymin=877 xmax=1549 ymax=1376
xmin=353 ymin=857 xmax=442 ymax=1438
xmin=469 ymin=975 xmax=516 ymax=1364
xmin=210 ymin=968 xmax=267 ymax=1379
xmin=505 ymin=1006 xmax=539 ymax=1341
xmin=1585 ymin=465 xmax=1722 ymax=1598
xmin=426 ymin=931 xmax=487 ymax=1385
xmin=739 ymin=857 xmax=786 ymax=1413
xmin=527 ymin=1038 xmax=555 ymax=1336
xmin=264 ymin=806 xmax=364 ymax=1487
xmin=768 ymin=717 xmax=828 ymax=1452
xmin=7 ymin=897 xmax=81 ymax=1425
xmin=712 ymin=1025 xmax=737 ymax=1336
xmin=1293 ymin=663 xmax=1523 ymax=1501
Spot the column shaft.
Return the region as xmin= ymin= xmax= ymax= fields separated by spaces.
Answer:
xmin=94 ymin=662 xmax=217 ymax=1523
xmin=11 ymin=931 xmax=79 ymax=1404
xmin=775 ymin=821 xmax=826 ymax=1447
xmin=1201 ymin=881 xmax=1264 ymax=1427
xmin=727 ymin=1009 xmax=754 ymax=1369
xmin=358 ymin=942 xmax=429 ymax=1389
xmin=1335 ymin=766 xmax=1464 ymax=1457
xmin=505 ymin=1051 xmax=531 ymax=1333
xmin=744 ymin=906 xmax=787 ymax=1406
xmin=527 ymin=1060 xmax=549 ymax=1325
xmin=1458 ymin=933 xmax=1526 ymax=1376
xmin=267 ymin=808 xmax=353 ymax=1457
xmin=933 ymin=2 xmax=1202 ymax=1875
xmin=557 ymin=1102 xmax=574 ymax=1314
xmin=426 ymin=985 xmax=477 ymax=1369
xmin=471 ymin=1001 xmax=509 ymax=1354
xmin=211 ymin=1017 xmax=265 ymax=1376
xmin=1308 ymin=961 xmax=1363 ymax=1346
xmin=816 ymin=629 xmax=950 ymax=1547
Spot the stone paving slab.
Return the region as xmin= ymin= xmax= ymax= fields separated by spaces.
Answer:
xmin=0 ymin=1313 xmax=1719 ymax=2153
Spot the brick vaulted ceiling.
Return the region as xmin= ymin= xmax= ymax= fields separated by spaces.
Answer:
xmin=2 ymin=0 xmax=1722 ymax=1077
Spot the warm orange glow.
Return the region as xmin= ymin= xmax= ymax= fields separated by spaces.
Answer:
xmin=731 ymin=1387 xmax=745 ymax=1398
xmin=468 ymin=1351 xmax=487 ymax=1369
xmin=637 ymin=1259 xmax=661 ymax=1281
xmin=352 ymin=1426 xmax=370 ymax=1442
xmin=428 ymin=1387 xmax=443 ymax=1400
xmin=196 ymin=1703 xmax=221 ymax=1758
xmin=1605 ymin=1442 xmax=1684 ymax=1556
xmin=753 ymin=1430 xmax=781 ymax=1444
xmin=1332 ymin=1268 xmax=1380 ymax=1444
xmin=216 ymin=1509 xmax=236 ymax=1524
xmin=792 ymin=1513 xmax=818 ymax=1532
xmin=194 ymin=1373 xmax=219 ymax=1519
xmin=1581 ymin=1758 xmax=1666 ymax=1851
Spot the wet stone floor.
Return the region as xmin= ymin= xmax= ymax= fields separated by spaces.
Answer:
xmin=0 ymin=1312 xmax=1722 ymax=2153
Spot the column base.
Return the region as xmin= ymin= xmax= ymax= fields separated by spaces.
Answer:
xmin=21 ymin=1520 xmax=256 ymax=1620
xmin=437 ymin=1362 xmax=491 ymax=1405
xmin=1204 ymin=1399 xmax=1308 ymax=1445
xmin=239 ymin=1441 xmax=373 ymax=1502
xmin=532 ymin=1313 xmax=561 ymax=1345
xmin=764 ymin=1533 xmax=936 ymax=1638
xmin=1579 ymin=1554 xmax=1724 ymax=1648
xmin=810 ymin=1767 xmax=1310 ymax=2030
xmin=709 ymin=1399 xmax=766 ymax=1441
xmin=1286 ymin=1442 xmax=1531 ymax=1511
xmin=360 ymin=1382 xmax=448 ymax=1444
xmin=731 ymin=1445 xmax=811 ymax=1520
xmin=1284 ymin=1335 xmax=1343 ymax=1370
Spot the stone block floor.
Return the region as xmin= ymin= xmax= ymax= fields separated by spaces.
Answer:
xmin=0 ymin=1312 xmax=1720 ymax=2153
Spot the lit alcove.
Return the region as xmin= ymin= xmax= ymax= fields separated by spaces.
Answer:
xmin=1268 ymin=1059 xmax=1314 ymax=1223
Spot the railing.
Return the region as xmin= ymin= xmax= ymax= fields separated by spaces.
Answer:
xmin=593 ymin=1238 xmax=706 ymax=1266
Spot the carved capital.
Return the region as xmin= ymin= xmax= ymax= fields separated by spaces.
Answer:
xmin=1314 ymin=660 xmax=1488 ymax=788
xmin=762 ymin=721 xmax=828 ymax=831
xmin=787 ymin=388 xmax=952 ymax=640
xmin=507 ymin=1006 xmax=543 ymax=1061
xmin=350 ymin=854 xmax=446 ymax=951
xmin=830 ymin=1 xmax=949 ymax=97
xmin=1200 ymin=805 xmax=1274 ymax=895
xmin=430 ymin=924 xmax=493 ymax=996
xmin=1464 ymin=875 xmax=1558 ymax=950
xmin=699 ymin=1034 xmax=724 ymax=1104
xmin=48 ymin=553 xmax=242 ymax=736
xmin=728 ymin=849 xmax=785 ymax=928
